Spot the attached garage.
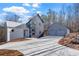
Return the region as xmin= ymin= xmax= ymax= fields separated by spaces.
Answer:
xmin=5 ymin=21 xmax=29 ymax=42
xmin=48 ymin=23 xmax=70 ymax=36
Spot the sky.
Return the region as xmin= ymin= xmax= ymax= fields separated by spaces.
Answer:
xmin=0 ymin=3 xmax=73 ymax=23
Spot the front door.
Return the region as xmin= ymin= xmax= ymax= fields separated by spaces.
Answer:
xmin=24 ymin=30 xmax=29 ymax=38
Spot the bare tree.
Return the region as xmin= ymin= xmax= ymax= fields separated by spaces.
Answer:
xmin=64 ymin=4 xmax=76 ymax=32
xmin=58 ymin=10 xmax=65 ymax=25
xmin=73 ymin=3 xmax=79 ymax=32
xmin=5 ymin=13 xmax=20 ymax=22
xmin=47 ymin=9 xmax=57 ymax=25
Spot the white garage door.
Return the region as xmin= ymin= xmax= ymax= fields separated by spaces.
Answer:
xmin=48 ymin=23 xmax=70 ymax=36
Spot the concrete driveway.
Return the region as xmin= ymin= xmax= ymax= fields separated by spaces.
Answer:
xmin=0 ymin=36 xmax=79 ymax=56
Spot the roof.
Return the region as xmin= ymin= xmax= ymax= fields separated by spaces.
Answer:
xmin=14 ymin=24 xmax=28 ymax=29
xmin=5 ymin=21 xmax=29 ymax=30
xmin=37 ymin=14 xmax=44 ymax=23
xmin=5 ymin=21 xmax=22 ymax=28
xmin=27 ymin=14 xmax=44 ymax=24
xmin=5 ymin=13 xmax=44 ymax=29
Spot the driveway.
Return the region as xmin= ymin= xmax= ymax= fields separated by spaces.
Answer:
xmin=0 ymin=36 xmax=79 ymax=56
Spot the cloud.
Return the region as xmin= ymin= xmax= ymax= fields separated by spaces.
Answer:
xmin=32 ymin=3 xmax=40 ymax=8
xmin=19 ymin=15 xmax=32 ymax=23
xmin=36 ymin=11 xmax=42 ymax=14
xmin=33 ymin=8 xmax=36 ymax=11
xmin=2 ymin=6 xmax=32 ymax=23
xmin=36 ymin=11 xmax=42 ymax=16
xmin=3 ymin=6 xmax=30 ymax=15
xmin=22 ymin=3 xmax=41 ymax=13
xmin=22 ymin=3 xmax=40 ymax=8
xmin=22 ymin=3 xmax=31 ymax=7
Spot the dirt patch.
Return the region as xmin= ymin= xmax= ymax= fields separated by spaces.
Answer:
xmin=0 ymin=49 xmax=23 ymax=56
xmin=58 ymin=32 xmax=79 ymax=50
xmin=0 ymin=42 xmax=7 ymax=45
xmin=9 ymin=38 xmax=31 ymax=42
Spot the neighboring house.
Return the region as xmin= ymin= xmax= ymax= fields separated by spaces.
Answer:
xmin=48 ymin=23 xmax=70 ymax=36
xmin=4 ymin=21 xmax=29 ymax=42
xmin=26 ymin=14 xmax=44 ymax=38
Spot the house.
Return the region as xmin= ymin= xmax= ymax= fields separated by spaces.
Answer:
xmin=4 ymin=21 xmax=29 ymax=42
xmin=48 ymin=23 xmax=70 ymax=36
xmin=3 ymin=14 xmax=44 ymax=42
xmin=26 ymin=14 xmax=44 ymax=38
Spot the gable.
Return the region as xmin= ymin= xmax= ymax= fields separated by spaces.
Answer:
xmin=27 ymin=14 xmax=44 ymax=24
xmin=5 ymin=21 xmax=22 ymax=28
xmin=37 ymin=14 xmax=44 ymax=23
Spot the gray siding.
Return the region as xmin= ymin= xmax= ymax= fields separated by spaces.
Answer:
xmin=28 ymin=15 xmax=44 ymax=38
xmin=48 ymin=23 xmax=70 ymax=36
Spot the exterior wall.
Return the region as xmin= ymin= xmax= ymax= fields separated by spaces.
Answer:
xmin=7 ymin=27 xmax=29 ymax=41
xmin=5 ymin=21 xmax=29 ymax=42
xmin=5 ymin=21 xmax=23 ymax=41
xmin=10 ymin=28 xmax=24 ymax=40
xmin=29 ymin=15 xmax=44 ymax=38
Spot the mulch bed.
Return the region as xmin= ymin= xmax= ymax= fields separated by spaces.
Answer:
xmin=0 ymin=49 xmax=24 ymax=56
xmin=58 ymin=32 xmax=79 ymax=50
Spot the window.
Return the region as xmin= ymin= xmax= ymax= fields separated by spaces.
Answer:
xmin=39 ymin=23 xmax=41 ymax=25
xmin=11 ymin=29 xmax=14 ymax=32
xmin=39 ymin=31 xmax=41 ymax=34
xmin=32 ymin=29 xmax=34 ymax=31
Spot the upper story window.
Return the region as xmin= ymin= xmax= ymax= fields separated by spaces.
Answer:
xmin=39 ymin=23 xmax=41 ymax=25
xmin=32 ymin=29 xmax=35 ymax=31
